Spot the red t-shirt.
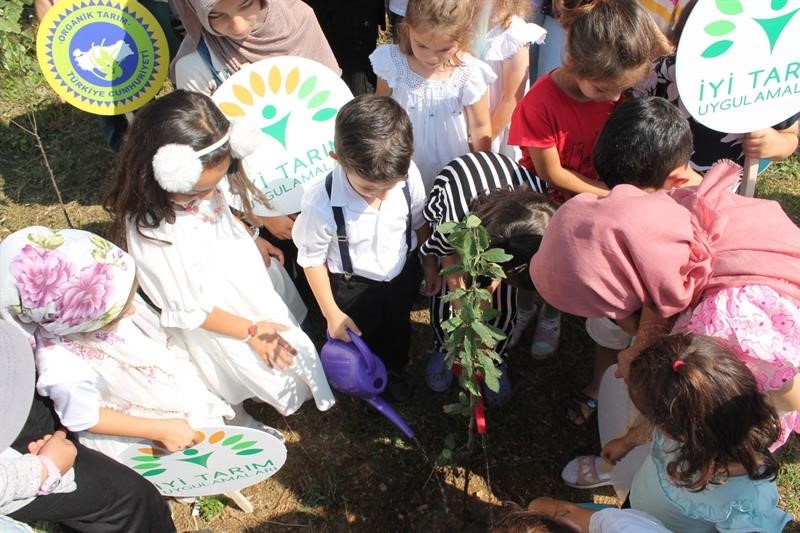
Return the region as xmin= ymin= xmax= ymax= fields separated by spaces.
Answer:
xmin=509 ymin=72 xmax=618 ymax=202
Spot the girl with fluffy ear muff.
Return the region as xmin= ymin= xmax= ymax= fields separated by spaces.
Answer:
xmin=104 ymin=89 xmax=336 ymax=422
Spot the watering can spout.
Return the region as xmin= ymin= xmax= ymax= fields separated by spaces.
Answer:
xmin=364 ymin=395 xmax=415 ymax=440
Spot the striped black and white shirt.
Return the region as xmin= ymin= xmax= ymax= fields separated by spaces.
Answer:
xmin=422 ymin=151 xmax=547 ymax=257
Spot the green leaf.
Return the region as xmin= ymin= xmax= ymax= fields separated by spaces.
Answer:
xmin=222 ymin=434 xmax=244 ymax=446
xmin=436 ymin=221 xmax=457 ymax=234
xmin=704 ymin=20 xmax=736 ymax=36
xmin=298 ymin=76 xmax=317 ymax=98
xmin=311 ymin=108 xmax=337 ymax=121
xmin=701 ymin=39 xmax=734 ymax=58
xmin=440 ymin=264 xmax=465 ymax=277
xmin=715 ymin=0 xmax=742 ymax=15
xmin=472 ymin=321 xmax=500 ymax=346
xmin=465 ymin=214 xmax=481 ymax=228
xmin=233 ymin=440 xmax=257 ymax=450
xmin=481 ymin=248 xmax=513 ymax=263
xmin=142 ymin=468 xmax=166 ymax=477
xmin=444 ymin=433 xmax=456 ymax=448
xmin=236 ymin=448 xmax=263 ymax=456
xmin=307 ymin=90 xmax=331 ymax=109
xmin=443 ymin=402 xmax=467 ymax=415
xmin=133 ymin=463 xmax=161 ymax=470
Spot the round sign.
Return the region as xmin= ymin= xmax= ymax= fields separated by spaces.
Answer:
xmin=676 ymin=0 xmax=800 ymax=134
xmin=119 ymin=426 xmax=287 ymax=497
xmin=36 ymin=0 xmax=168 ymax=115
xmin=212 ymin=56 xmax=354 ymax=216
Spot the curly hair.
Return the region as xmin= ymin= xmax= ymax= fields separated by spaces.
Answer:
xmin=103 ymin=90 xmax=269 ymax=247
xmin=629 ymin=333 xmax=781 ymax=491
xmin=492 ymin=0 xmax=532 ymax=29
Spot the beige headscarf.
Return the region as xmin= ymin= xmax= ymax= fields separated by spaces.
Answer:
xmin=170 ymin=0 xmax=340 ymax=81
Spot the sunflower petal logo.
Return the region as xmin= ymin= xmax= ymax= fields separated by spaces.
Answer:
xmin=212 ymin=57 xmax=354 ymax=216
xmin=675 ymin=0 xmax=800 ymax=134
xmin=120 ymin=426 xmax=287 ymax=497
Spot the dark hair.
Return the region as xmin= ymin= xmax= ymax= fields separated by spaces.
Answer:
xmin=554 ymin=0 xmax=672 ymax=81
xmin=470 ymin=188 xmax=557 ymax=290
xmin=333 ymin=95 xmax=414 ymax=183
xmin=594 ymin=96 xmax=693 ymax=188
xmin=491 ymin=502 xmax=574 ymax=533
xmin=103 ymin=89 xmax=268 ymax=246
xmin=629 ymin=333 xmax=781 ymax=491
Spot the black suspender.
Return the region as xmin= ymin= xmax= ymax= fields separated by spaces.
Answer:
xmin=324 ymin=172 xmax=412 ymax=280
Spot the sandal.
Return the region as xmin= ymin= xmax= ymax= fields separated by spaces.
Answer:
xmin=561 ymin=455 xmax=612 ymax=489
xmin=565 ymin=390 xmax=597 ymax=427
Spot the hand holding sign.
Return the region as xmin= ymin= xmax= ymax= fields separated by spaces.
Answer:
xmin=120 ymin=425 xmax=287 ymax=497
xmin=675 ymin=0 xmax=800 ymax=195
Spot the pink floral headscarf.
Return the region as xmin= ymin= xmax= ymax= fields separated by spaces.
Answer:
xmin=530 ymin=161 xmax=800 ymax=319
xmin=0 ymin=227 xmax=136 ymax=337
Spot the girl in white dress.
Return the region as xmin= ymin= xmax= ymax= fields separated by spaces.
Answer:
xmin=104 ymin=90 xmax=335 ymax=418
xmin=476 ymin=0 xmax=546 ymax=159
xmin=0 ymin=226 xmax=232 ymax=460
xmin=370 ymin=0 xmax=496 ymax=191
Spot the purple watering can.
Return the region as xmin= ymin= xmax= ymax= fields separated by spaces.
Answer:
xmin=320 ymin=332 xmax=415 ymax=439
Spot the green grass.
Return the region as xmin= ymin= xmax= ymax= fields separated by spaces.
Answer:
xmin=2 ymin=11 xmax=800 ymax=530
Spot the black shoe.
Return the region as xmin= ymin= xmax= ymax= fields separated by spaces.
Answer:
xmin=385 ymin=373 xmax=414 ymax=404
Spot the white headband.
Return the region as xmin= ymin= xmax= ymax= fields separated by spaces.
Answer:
xmin=152 ymin=119 xmax=261 ymax=194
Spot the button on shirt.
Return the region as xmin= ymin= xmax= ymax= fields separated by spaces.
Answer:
xmin=293 ymin=163 xmax=427 ymax=281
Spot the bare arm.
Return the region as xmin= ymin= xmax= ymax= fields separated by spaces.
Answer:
xmin=490 ymin=47 xmax=529 ymax=138
xmin=527 ymin=497 xmax=595 ymax=532
xmin=89 ymin=408 xmax=197 ymax=452
xmin=616 ymin=304 xmax=670 ymax=380
xmin=375 ymin=77 xmax=393 ymax=97
xmin=768 ymin=373 xmax=800 ymax=413
xmin=416 ymin=223 xmax=442 ymax=296
xmin=304 ymin=264 xmax=361 ymax=341
xmin=464 ymin=93 xmax=492 ymax=152
xmin=529 ymin=146 xmax=609 ymax=197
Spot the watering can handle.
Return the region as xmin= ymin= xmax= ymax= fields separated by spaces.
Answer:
xmin=325 ymin=330 xmax=377 ymax=374
xmin=348 ymin=331 xmax=377 ymax=374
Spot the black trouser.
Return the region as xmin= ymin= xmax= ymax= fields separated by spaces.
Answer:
xmin=330 ymin=254 xmax=422 ymax=372
xmin=9 ymin=395 xmax=175 ymax=533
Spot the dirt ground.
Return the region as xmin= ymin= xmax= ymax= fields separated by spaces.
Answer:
xmin=165 ymin=302 xmax=624 ymax=533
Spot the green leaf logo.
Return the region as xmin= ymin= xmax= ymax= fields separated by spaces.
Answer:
xmin=703 ymin=0 xmax=799 ymax=57
xmin=215 ymin=66 xmax=339 ymax=148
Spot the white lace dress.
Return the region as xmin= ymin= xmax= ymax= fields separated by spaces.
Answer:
xmin=482 ymin=16 xmax=546 ymax=159
xmin=126 ymin=189 xmax=336 ymax=414
xmin=370 ymin=44 xmax=496 ymax=190
xmin=35 ymin=297 xmax=233 ymax=460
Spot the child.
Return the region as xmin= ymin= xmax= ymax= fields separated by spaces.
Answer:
xmin=0 ymin=321 xmax=176 ymax=532
xmin=476 ymin=1 xmax=546 ymax=159
xmin=531 ymin=105 xmax=800 ymax=450
xmin=421 ymin=151 xmax=553 ymax=400
xmin=635 ymin=0 xmax=799 ymax=173
xmin=509 ymin=0 xmax=671 ymax=203
xmin=0 ymin=227 xmax=233 ymax=459
xmin=104 ymin=90 xmax=335 ymax=418
xmin=370 ymin=0 xmax=496 ymax=190
xmin=607 ymin=334 xmax=792 ymax=532
xmin=560 ymin=96 xmax=704 ymax=435
xmin=292 ymin=95 xmax=438 ymax=402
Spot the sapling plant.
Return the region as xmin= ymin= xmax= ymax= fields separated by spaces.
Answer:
xmin=436 ymin=214 xmax=512 ymax=453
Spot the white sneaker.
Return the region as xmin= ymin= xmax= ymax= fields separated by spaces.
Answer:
xmin=507 ymin=305 xmax=537 ymax=349
xmin=530 ymin=304 xmax=561 ymax=360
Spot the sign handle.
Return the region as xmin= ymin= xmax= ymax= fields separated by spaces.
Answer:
xmin=741 ymin=156 xmax=759 ymax=197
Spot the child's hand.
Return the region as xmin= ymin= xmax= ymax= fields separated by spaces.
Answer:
xmin=258 ymin=215 xmax=295 ymax=240
xmin=742 ymin=128 xmax=796 ymax=160
xmin=601 ymin=436 xmax=633 ymax=466
xmin=422 ymin=257 xmax=442 ymax=296
xmin=255 ymin=236 xmax=285 ymax=267
xmin=154 ymin=419 xmax=198 ymax=452
xmin=247 ymin=321 xmax=298 ymax=369
xmin=326 ymin=310 xmax=362 ymax=342
xmin=32 ymin=430 xmax=77 ymax=475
